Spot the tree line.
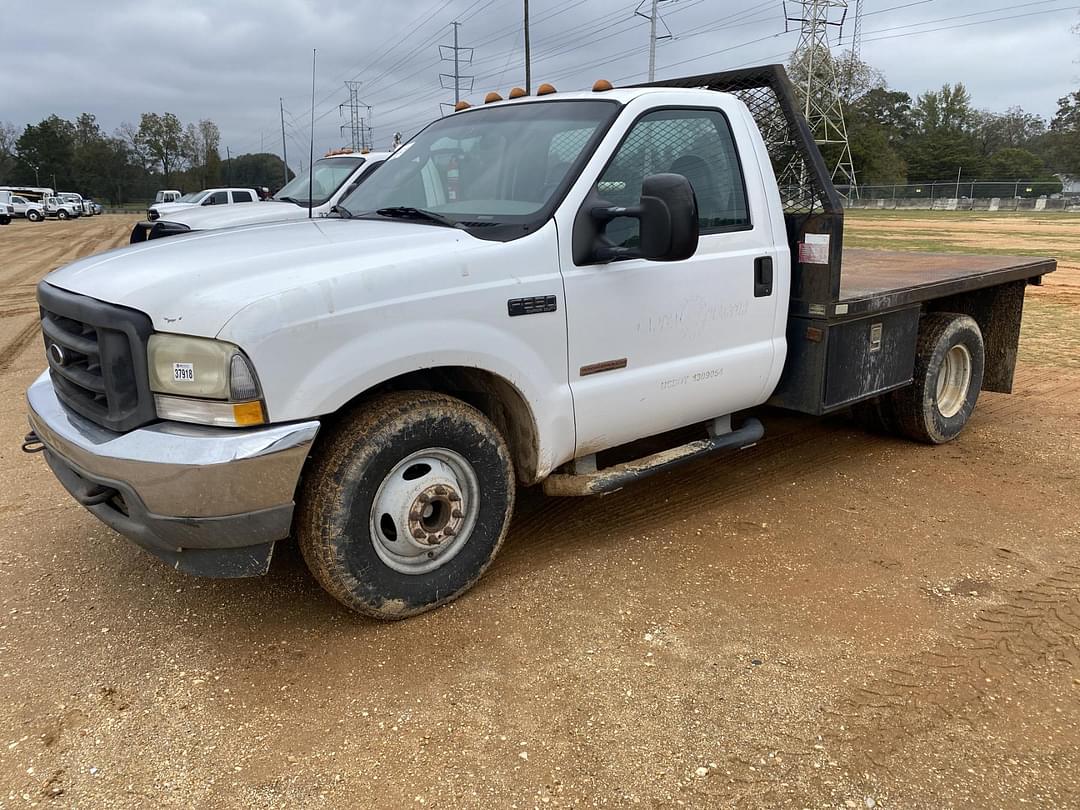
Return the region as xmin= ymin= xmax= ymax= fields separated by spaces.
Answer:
xmin=0 ymin=112 xmax=292 ymax=205
xmin=791 ymin=46 xmax=1080 ymax=190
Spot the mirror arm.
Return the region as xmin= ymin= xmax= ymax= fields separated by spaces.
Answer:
xmin=590 ymin=204 xmax=643 ymax=224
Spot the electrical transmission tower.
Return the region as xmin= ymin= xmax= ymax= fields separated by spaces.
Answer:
xmin=784 ymin=0 xmax=858 ymax=194
xmin=339 ymin=81 xmax=373 ymax=151
xmin=635 ymin=0 xmax=674 ymax=82
xmin=439 ymin=22 xmax=474 ymax=115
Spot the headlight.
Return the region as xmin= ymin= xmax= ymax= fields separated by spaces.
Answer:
xmin=148 ymin=334 xmax=266 ymax=427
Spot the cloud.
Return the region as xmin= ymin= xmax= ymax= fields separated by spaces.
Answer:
xmin=1 ymin=0 xmax=1076 ymax=169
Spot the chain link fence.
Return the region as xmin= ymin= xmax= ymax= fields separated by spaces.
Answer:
xmin=839 ymin=179 xmax=1080 ymax=211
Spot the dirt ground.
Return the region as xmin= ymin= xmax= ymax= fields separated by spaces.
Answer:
xmin=0 ymin=213 xmax=1077 ymax=809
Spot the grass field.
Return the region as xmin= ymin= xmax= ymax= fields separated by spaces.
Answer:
xmin=845 ymin=209 xmax=1080 ymax=368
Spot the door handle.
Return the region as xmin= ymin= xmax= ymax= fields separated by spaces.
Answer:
xmin=754 ymin=256 xmax=773 ymax=298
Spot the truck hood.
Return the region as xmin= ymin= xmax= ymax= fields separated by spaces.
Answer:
xmin=44 ymin=218 xmax=479 ymax=336
xmin=159 ymin=201 xmax=311 ymax=230
xmin=150 ymin=202 xmax=199 ymax=215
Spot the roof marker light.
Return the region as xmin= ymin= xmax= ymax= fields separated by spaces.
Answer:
xmin=484 ymin=91 xmax=503 ymax=104
xmin=537 ymin=83 xmax=556 ymax=96
xmin=509 ymin=87 xmax=527 ymax=99
xmin=454 ymin=100 xmax=471 ymax=111
xmin=593 ymin=79 xmax=613 ymax=92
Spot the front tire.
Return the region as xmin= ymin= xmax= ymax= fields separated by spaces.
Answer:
xmin=890 ymin=313 xmax=984 ymax=444
xmin=57 ymin=210 xmax=69 ymax=220
xmin=297 ymin=391 xmax=515 ymax=619
xmin=27 ymin=210 xmax=43 ymax=222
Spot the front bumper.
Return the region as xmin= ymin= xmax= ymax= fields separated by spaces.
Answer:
xmin=26 ymin=372 xmax=319 ymax=577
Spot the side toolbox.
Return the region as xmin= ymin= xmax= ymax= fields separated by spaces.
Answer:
xmin=768 ymin=306 xmax=920 ymax=416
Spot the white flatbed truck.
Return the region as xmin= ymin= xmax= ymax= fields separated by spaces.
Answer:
xmin=24 ymin=66 xmax=1054 ymax=618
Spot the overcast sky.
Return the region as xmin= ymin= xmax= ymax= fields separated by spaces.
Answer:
xmin=2 ymin=0 xmax=1078 ymax=170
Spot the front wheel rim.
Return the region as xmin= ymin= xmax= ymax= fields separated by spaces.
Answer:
xmin=935 ymin=343 xmax=972 ymax=418
xmin=369 ymin=448 xmax=480 ymax=575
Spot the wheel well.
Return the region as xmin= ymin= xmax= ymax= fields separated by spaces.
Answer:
xmin=326 ymin=367 xmax=541 ymax=485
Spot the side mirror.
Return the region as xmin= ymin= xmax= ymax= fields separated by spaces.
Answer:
xmin=587 ymin=173 xmax=699 ymax=263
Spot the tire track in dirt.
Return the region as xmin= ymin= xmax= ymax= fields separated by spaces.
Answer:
xmin=816 ymin=562 xmax=1080 ymax=773
xmin=0 ymin=320 xmax=44 ymax=372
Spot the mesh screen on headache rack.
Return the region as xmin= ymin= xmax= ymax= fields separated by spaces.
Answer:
xmin=634 ymin=65 xmax=841 ymax=216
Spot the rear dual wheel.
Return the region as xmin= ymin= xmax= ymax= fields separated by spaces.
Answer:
xmin=297 ymin=392 xmax=515 ymax=620
xmin=853 ymin=312 xmax=984 ymax=444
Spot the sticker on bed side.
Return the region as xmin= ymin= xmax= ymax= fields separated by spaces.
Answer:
xmin=798 ymin=233 xmax=831 ymax=265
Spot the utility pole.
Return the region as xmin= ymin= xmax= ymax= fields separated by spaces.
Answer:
xmin=784 ymin=0 xmax=858 ymax=195
xmin=439 ymin=22 xmax=474 ymax=114
xmin=279 ymin=98 xmax=289 ymax=185
xmin=225 ymin=146 xmax=231 ymax=185
xmin=524 ymin=0 xmax=532 ymax=93
xmin=635 ymin=0 xmax=673 ymax=82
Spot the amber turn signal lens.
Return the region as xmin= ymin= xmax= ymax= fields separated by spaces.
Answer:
xmin=232 ymin=401 xmax=266 ymax=426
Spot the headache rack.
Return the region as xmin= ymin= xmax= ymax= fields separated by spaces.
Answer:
xmin=635 ymin=64 xmax=845 ymax=318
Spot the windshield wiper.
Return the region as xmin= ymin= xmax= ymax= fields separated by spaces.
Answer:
xmin=374 ymin=206 xmax=461 ymax=228
xmin=276 ymin=195 xmax=312 ymax=206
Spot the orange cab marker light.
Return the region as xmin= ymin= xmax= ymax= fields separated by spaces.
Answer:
xmin=232 ymin=401 xmax=265 ymax=426
xmin=454 ymin=100 xmax=471 ymax=111
xmin=537 ymin=83 xmax=556 ymax=96
xmin=509 ymin=87 xmax=527 ymax=99
xmin=484 ymin=91 xmax=503 ymax=103
xmin=593 ymin=79 xmax=613 ymax=92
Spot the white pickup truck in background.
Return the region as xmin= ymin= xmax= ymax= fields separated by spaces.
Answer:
xmin=25 ymin=66 xmax=1055 ymax=619
xmin=131 ymin=150 xmax=390 ymax=242
xmin=145 ymin=187 xmax=260 ymax=222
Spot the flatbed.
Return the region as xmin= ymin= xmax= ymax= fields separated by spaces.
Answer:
xmin=838 ymin=250 xmax=1055 ymax=316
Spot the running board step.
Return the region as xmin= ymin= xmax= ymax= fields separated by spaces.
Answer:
xmin=542 ymin=418 xmax=764 ymax=497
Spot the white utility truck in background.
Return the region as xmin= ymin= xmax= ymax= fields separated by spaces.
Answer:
xmin=0 ymin=191 xmax=12 ymax=225
xmin=130 ymin=150 xmax=390 ymax=242
xmin=145 ymin=187 xmax=261 ymax=222
xmin=25 ymin=66 xmax=1054 ymax=619
xmin=10 ymin=194 xmax=45 ymax=221
xmin=41 ymin=196 xmax=80 ymax=220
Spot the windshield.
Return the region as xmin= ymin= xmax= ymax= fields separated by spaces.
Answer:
xmin=178 ymin=191 xmax=209 ymax=204
xmin=341 ymin=100 xmax=618 ymax=236
xmin=275 ymin=156 xmax=365 ymax=206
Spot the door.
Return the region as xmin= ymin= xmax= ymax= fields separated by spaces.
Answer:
xmin=560 ymin=106 xmax=785 ymax=455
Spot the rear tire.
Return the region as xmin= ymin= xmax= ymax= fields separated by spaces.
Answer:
xmin=297 ymin=391 xmax=515 ymax=619
xmin=27 ymin=210 xmax=43 ymax=222
xmin=890 ymin=313 xmax=984 ymax=444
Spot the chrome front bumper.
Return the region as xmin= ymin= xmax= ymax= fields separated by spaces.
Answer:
xmin=26 ymin=372 xmax=319 ymax=577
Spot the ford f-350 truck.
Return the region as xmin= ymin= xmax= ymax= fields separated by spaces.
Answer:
xmin=24 ymin=66 xmax=1055 ymax=619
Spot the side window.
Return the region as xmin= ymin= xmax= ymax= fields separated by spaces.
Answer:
xmin=596 ymin=108 xmax=751 ymax=249
xmin=207 ymin=191 xmax=229 ymax=205
xmin=232 ymin=191 xmax=253 ymax=203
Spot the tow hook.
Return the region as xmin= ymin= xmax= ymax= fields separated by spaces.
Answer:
xmin=21 ymin=431 xmax=44 ymax=454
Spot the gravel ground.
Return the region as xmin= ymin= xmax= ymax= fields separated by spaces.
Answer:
xmin=0 ymin=215 xmax=1078 ymax=808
